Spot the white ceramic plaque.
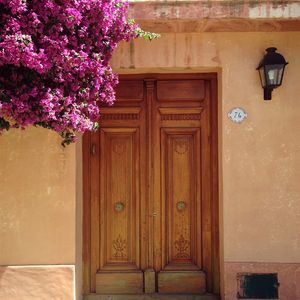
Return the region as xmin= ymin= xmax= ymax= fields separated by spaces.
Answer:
xmin=228 ymin=107 xmax=247 ymax=123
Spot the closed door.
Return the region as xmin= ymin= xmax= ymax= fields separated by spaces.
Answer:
xmin=83 ymin=74 xmax=219 ymax=295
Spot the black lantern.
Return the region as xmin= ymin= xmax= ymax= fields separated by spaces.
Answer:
xmin=257 ymin=47 xmax=288 ymax=100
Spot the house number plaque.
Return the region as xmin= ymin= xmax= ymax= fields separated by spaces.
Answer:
xmin=228 ymin=107 xmax=247 ymax=123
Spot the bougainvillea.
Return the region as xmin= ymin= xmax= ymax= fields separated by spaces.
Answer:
xmin=0 ymin=0 xmax=158 ymax=145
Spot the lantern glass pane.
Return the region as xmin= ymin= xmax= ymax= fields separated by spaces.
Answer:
xmin=277 ymin=66 xmax=285 ymax=85
xmin=259 ymin=67 xmax=266 ymax=88
xmin=265 ymin=64 xmax=284 ymax=87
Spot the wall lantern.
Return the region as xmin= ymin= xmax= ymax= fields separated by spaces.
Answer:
xmin=257 ymin=47 xmax=288 ymax=100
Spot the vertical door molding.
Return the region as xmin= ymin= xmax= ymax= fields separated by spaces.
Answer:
xmin=145 ymin=80 xmax=155 ymax=270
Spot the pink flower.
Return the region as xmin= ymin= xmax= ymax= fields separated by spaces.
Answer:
xmin=0 ymin=0 xmax=138 ymax=146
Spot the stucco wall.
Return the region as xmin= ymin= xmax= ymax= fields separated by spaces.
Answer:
xmin=112 ymin=31 xmax=300 ymax=264
xmin=0 ymin=127 xmax=76 ymax=265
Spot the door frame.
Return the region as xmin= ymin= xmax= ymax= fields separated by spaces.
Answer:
xmin=82 ymin=73 xmax=220 ymax=295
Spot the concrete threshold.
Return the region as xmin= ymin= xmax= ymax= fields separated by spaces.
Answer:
xmin=84 ymin=294 xmax=220 ymax=300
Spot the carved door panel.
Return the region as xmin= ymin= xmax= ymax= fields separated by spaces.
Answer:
xmin=151 ymin=79 xmax=212 ymax=294
xmin=86 ymin=75 xmax=219 ymax=295
xmin=89 ymin=81 xmax=147 ymax=294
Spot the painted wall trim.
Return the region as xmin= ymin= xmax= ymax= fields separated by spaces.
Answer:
xmin=224 ymin=261 xmax=300 ymax=300
xmin=128 ymin=1 xmax=300 ymax=20
xmin=127 ymin=0 xmax=300 ymax=33
xmin=135 ymin=19 xmax=300 ymax=33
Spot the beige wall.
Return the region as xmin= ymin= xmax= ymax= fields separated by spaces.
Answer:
xmin=112 ymin=31 xmax=300 ymax=263
xmin=0 ymin=127 xmax=76 ymax=265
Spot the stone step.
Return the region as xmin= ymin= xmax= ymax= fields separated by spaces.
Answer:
xmin=84 ymin=294 xmax=220 ymax=300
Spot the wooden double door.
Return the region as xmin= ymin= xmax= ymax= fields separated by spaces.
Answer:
xmin=83 ymin=74 xmax=219 ymax=295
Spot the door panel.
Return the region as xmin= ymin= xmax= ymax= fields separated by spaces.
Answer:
xmin=157 ymin=80 xmax=205 ymax=101
xmin=96 ymin=272 xmax=143 ymax=294
xmin=96 ymin=128 xmax=144 ymax=294
xmin=161 ymin=128 xmax=201 ymax=269
xmin=100 ymin=128 xmax=140 ymax=270
xmin=115 ymin=80 xmax=144 ymax=102
xmin=93 ymin=85 xmax=147 ymax=293
xmin=153 ymin=78 xmax=209 ymax=293
xmin=84 ymin=74 xmax=219 ymax=295
xmin=158 ymin=271 xmax=206 ymax=294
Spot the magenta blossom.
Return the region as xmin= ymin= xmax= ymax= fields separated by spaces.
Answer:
xmin=0 ymin=0 xmax=140 ymax=145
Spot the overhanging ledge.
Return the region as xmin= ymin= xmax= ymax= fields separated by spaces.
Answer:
xmin=128 ymin=1 xmax=300 ymax=33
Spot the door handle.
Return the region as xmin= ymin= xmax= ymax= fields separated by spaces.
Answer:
xmin=115 ymin=202 xmax=125 ymax=212
xmin=177 ymin=201 xmax=186 ymax=211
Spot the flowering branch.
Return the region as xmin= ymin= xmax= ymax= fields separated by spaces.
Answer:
xmin=0 ymin=0 xmax=159 ymax=146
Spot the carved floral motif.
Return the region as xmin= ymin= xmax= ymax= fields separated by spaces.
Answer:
xmin=174 ymin=140 xmax=189 ymax=155
xmin=174 ymin=234 xmax=190 ymax=259
xmin=112 ymin=141 xmax=125 ymax=155
xmin=112 ymin=234 xmax=127 ymax=259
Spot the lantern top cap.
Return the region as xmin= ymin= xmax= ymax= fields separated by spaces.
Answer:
xmin=257 ymin=47 xmax=288 ymax=70
xmin=266 ymin=47 xmax=277 ymax=52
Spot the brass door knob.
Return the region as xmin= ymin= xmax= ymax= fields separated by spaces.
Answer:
xmin=115 ymin=202 xmax=125 ymax=212
xmin=177 ymin=201 xmax=186 ymax=211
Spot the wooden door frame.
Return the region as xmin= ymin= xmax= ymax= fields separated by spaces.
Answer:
xmin=82 ymin=73 xmax=220 ymax=295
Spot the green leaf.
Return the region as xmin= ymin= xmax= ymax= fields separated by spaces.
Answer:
xmin=129 ymin=19 xmax=161 ymax=41
xmin=0 ymin=118 xmax=10 ymax=131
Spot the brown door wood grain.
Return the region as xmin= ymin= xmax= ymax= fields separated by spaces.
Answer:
xmin=83 ymin=74 xmax=219 ymax=296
